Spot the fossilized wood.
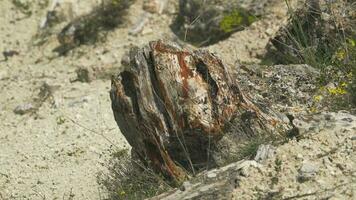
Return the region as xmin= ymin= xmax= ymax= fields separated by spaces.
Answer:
xmin=148 ymin=160 xmax=261 ymax=200
xmin=110 ymin=40 xmax=281 ymax=183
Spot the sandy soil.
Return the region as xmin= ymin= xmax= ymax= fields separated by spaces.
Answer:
xmin=0 ymin=0 xmax=295 ymax=199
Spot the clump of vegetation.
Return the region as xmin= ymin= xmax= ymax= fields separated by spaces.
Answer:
xmin=220 ymin=9 xmax=256 ymax=33
xmin=100 ymin=149 xmax=171 ymax=200
xmin=172 ymin=0 xmax=262 ymax=47
xmin=56 ymin=0 xmax=134 ymax=53
xmin=12 ymin=0 xmax=49 ymax=16
xmin=12 ymin=0 xmax=32 ymax=15
xmin=265 ymin=0 xmax=356 ymax=111
xmin=217 ymin=131 xmax=285 ymax=167
xmin=237 ymin=136 xmax=271 ymax=159
xmin=309 ymin=37 xmax=356 ymax=112
xmin=351 ymin=69 xmax=356 ymax=106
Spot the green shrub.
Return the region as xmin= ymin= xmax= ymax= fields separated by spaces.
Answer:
xmin=220 ymin=9 xmax=256 ymax=33
xmin=101 ymin=149 xmax=171 ymax=200
xmin=267 ymin=0 xmax=356 ymax=110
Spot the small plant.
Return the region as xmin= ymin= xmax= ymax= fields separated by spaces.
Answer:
xmin=220 ymin=9 xmax=256 ymax=33
xmin=238 ymin=137 xmax=265 ymax=159
xmin=269 ymin=158 xmax=282 ymax=187
xmin=350 ymin=71 xmax=356 ymax=106
xmin=267 ymin=0 xmax=356 ymax=111
xmin=56 ymin=0 xmax=134 ymax=53
xmin=227 ymin=134 xmax=282 ymax=165
xmin=12 ymin=0 xmax=32 ymax=16
xmin=100 ymin=149 xmax=171 ymax=200
xmin=56 ymin=116 xmax=66 ymax=125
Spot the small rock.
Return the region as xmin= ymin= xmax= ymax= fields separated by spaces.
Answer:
xmin=14 ymin=103 xmax=36 ymax=115
xmin=321 ymin=12 xmax=331 ymax=21
xmin=265 ymin=28 xmax=274 ymax=36
xmin=129 ymin=12 xmax=151 ymax=35
xmin=0 ymin=69 xmax=9 ymax=80
xmin=142 ymin=27 xmax=153 ymax=35
xmin=298 ymin=161 xmax=319 ymax=182
xmin=207 ymin=171 xmax=217 ymax=178
xmin=68 ymin=96 xmax=90 ymax=107
xmin=143 ymin=0 xmax=167 ymax=14
xmin=2 ymin=50 xmax=19 ymax=61
xmin=71 ymin=67 xmax=94 ymax=83
xmin=254 ymin=144 xmax=276 ymax=163
xmin=238 ymin=160 xmax=262 ymax=177
xmin=180 ymin=181 xmax=192 ymax=191
xmin=39 ymin=0 xmax=74 ymax=29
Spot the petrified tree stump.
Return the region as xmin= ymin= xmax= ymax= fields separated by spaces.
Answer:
xmin=110 ymin=40 xmax=278 ymax=183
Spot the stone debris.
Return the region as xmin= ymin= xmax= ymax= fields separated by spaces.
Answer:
xmin=71 ymin=67 xmax=94 ymax=83
xmin=13 ymin=103 xmax=36 ymax=115
xmin=238 ymin=160 xmax=262 ymax=177
xmin=149 ymin=160 xmax=254 ymax=199
xmin=39 ymin=0 xmax=73 ymax=29
xmin=128 ymin=12 xmax=151 ymax=35
xmin=254 ymin=144 xmax=276 ymax=163
xmin=13 ymin=82 xmax=58 ymax=115
xmin=0 ymin=69 xmax=9 ymax=80
xmin=298 ymin=161 xmax=319 ymax=182
xmin=2 ymin=50 xmax=19 ymax=61
xmin=236 ymin=64 xmax=320 ymax=112
xmin=143 ymin=0 xmax=167 ymax=14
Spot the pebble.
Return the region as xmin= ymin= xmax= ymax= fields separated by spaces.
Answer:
xmin=143 ymin=0 xmax=167 ymax=14
xmin=207 ymin=171 xmax=217 ymax=178
xmin=0 ymin=69 xmax=9 ymax=80
xmin=180 ymin=181 xmax=192 ymax=191
xmin=254 ymin=144 xmax=276 ymax=163
xmin=70 ymin=67 xmax=94 ymax=83
xmin=298 ymin=161 xmax=319 ymax=182
xmin=129 ymin=12 xmax=151 ymax=35
xmin=238 ymin=161 xmax=261 ymax=177
xmin=13 ymin=103 xmax=36 ymax=115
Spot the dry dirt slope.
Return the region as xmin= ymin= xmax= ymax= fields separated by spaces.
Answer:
xmin=0 ymin=1 xmax=127 ymax=199
xmin=0 ymin=0 xmax=173 ymax=199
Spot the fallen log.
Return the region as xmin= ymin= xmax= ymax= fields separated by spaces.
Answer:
xmin=110 ymin=40 xmax=284 ymax=184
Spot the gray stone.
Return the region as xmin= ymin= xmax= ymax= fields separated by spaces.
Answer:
xmin=254 ymin=144 xmax=276 ymax=163
xmin=13 ymin=103 xmax=36 ymax=115
xmin=238 ymin=160 xmax=261 ymax=177
xmin=0 ymin=69 xmax=9 ymax=80
xmin=298 ymin=161 xmax=319 ymax=182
